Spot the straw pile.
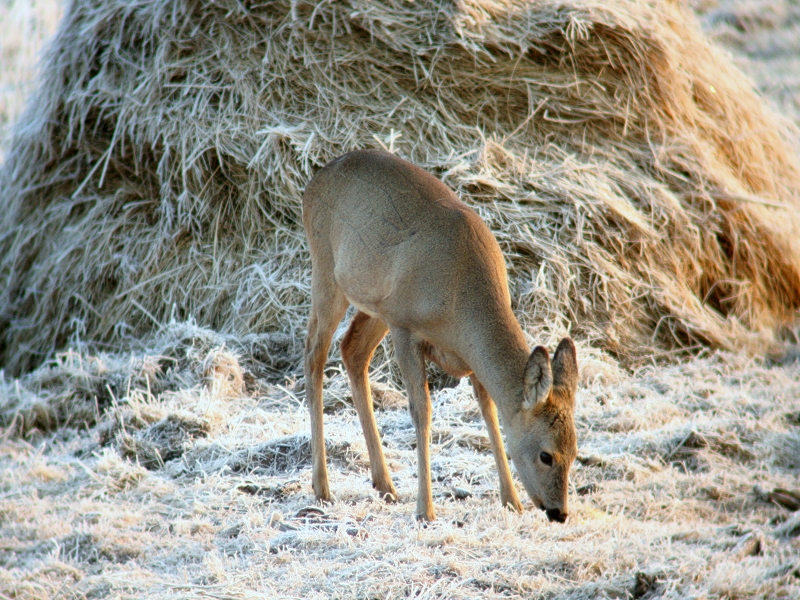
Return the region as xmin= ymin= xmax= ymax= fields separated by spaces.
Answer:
xmin=1 ymin=0 xmax=800 ymax=375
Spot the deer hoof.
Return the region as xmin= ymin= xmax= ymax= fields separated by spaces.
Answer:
xmin=415 ymin=509 xmax=436 ymax=522
xmin=380 ymin=490 xmax=398 ymax=503
xmin=312 ymin=483 xmax=331 ymax=504
xmin=374 ymin=482 xmax=399 ymax=503
xmin=503 ymin=497 xmax=524 ymax=513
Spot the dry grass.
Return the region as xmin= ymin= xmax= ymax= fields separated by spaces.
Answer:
xmin=1 ymin=0 xmax=800 ymax=376
xmin=0 ymin=0 xmax=62 ymax=162
xmin=1 ymin=323 xmax=799 ymax=598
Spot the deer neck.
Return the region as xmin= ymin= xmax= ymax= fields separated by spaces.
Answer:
xmin=458 ymin=313 xmax=529 ymax=426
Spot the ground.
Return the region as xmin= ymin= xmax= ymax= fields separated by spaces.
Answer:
xmin=1 ymin=323 xmax=799 ymax=598
xmin=1 ymin=1 xmax=799 ymax=598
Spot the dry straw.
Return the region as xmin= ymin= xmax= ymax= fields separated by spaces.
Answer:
xmin=1 ymin=0 xmax=799 ymax=375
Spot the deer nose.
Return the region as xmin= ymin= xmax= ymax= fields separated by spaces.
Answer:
xmin=545 ymin=508 xmax=567 ymax=523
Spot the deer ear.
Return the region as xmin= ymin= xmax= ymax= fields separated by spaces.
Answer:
xmin=523 ymin=346 xmax=553 ymax=409
xmin=552 ymin=337 xmax=578 ymax=403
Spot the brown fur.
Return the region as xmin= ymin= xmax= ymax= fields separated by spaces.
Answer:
xmin=302 ymin=149 xmax=578 ymax=522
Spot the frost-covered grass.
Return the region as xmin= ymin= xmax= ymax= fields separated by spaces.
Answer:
xmin=1 ymin=322 xmax=798 ymax=598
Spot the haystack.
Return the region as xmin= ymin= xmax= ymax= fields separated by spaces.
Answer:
xmin=1 ymin=0 xmax=799 ymax=375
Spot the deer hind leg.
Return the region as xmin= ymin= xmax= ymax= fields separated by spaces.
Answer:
xmin=304 ymin=276 xmax=348 ymax=503
xmin=341 ymin=311 xmax=397 ymax=502
xmin=470 ymin=375 xmax=524 ymax=513
xmin=391 ymin=327 xmax=435 ymax=521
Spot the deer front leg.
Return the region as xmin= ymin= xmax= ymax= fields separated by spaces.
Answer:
xmin=341 ymin=311 xmax=397 ymax=502
xmin=470 ymin=375 xmax=524 ymax=512
xmin=392 ymin=327 xmax=435 ymax=521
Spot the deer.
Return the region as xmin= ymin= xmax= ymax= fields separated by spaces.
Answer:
xmin=302 ymin=149 xmax=579 ymax=523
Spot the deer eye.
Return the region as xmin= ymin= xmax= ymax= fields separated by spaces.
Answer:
xmin=540 ymin=452 xmax=553 ymax=466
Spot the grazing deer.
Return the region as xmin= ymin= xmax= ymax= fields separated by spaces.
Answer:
xmin=302 ymin=149 xmax=578 ymax=522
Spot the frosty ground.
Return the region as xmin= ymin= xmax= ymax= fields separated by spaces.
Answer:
xmin=1 ymin=321 xmax=799 ymax=598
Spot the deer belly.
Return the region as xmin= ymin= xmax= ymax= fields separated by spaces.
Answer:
xmin=422 ymin=342 xmax=472 ymax=378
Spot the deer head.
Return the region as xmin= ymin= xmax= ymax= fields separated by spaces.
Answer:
xmin=505 ymin=337 xmax=579 ymax=523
